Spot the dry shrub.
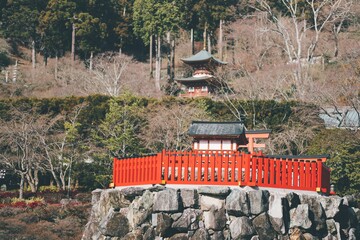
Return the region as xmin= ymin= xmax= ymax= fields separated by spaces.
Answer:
xmin=123 ymin=60 xmax=160 ymax=97
xmin=266 ymin=105 xmax=322 ymax=155
xmin=0 ymin=206 xmax=24 ymax=217
xmin=52 ymin=216 xmax=83 ymax=239
xmin=0 ymin=38 xmax=11 ymax=53
xmin=0 ymin=203 xmax=90 ymax=240
xmin=19 ymin=211 xmax=40 ymax=224
xmin=0 ymin=218 xmax=27 ymax=236
xmin=24 ymin=220 xmax=61 ymax=240
xmin=55 ymin=58 xmax=91 ymax=97
xmin=32 ymin=204 xmax=59 ymax=222
xmin=74 ymin=192 xmax=92 ymax=203
xmin=58 ymin=203 xmax=91 ymax=223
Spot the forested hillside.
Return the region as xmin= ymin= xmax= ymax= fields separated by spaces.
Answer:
xmin=0 ymin=0 xmax=359 ymax=197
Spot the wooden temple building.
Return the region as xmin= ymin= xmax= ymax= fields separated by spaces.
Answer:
xmin=189 ymin=121 xmax=271 ymax=153
xmin=175 ymin=50 xmax=226 ymax=97
xmin=113 ymin=121 xmax=332 ymax=195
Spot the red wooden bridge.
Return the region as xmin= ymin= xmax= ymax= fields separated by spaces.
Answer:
xmin=113 ymin=150 xmax=331 ymax=194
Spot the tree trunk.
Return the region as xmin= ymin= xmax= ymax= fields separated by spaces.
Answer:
xmin=219 ymin=19 xmax=223 ymax=60
xmin=334 ymin=36 xmax=339 ymax=58
xmin=49 ymin=167 xmax=62 ymax=190
xmin=60 ymin=170 xmax=66 ymax=191
xmin=67 ymin=162 xmax=72 ymax=198
xmin=232 ymin=38 xmax=235 ymax=65
xmin=150 ymin=34 xmax=153 ymax=78
xmin=55 ymin=53 xmax=58 ymax=80
xmin=71 ymin=22 xmax=76 ymax=62
xmin=191 ymin=28 xmax=194 ymax=54
xmin=332 ymin=21 xmax=343 ymax=58
xmin=19 ymin=173 xmax=25 ymax=199
xmin=203 ymin=23 xmax=207 ymax=50
xmin=43 ymin=53 xmax=48 ymax=67
xmin=12 ymin=60 xmax=17 ymax=83
xmin=207 ymin=32 xmax=211 ymax=54
xmin=31 ymin=40 xmax=36 ymax=69
xmin=171 ymin=38 xmax=175 ymax=81
xmin=155 ymin=35 xmax=161 ymax=91
xmin=26 ymin=168 xmax=39 ymax=193
xmin=167 ymin=32 xmax=171 ymax=82
xmin=89 ymin=51 xmax=93 ymax=70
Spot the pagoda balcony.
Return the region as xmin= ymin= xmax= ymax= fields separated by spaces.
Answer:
xmin=113 ymin=150 xmax=332 ymax=195
xmin=179 ymin=91 xmax=210 ymax=98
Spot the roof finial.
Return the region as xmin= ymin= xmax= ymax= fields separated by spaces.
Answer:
xmin=203 ymin=22 xmax=207 ymax=50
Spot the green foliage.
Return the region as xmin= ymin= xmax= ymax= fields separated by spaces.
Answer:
xmin=1 ymin=0 xmax=46 ymax=47
xmin=192 ymin=0 xmax=237 ymax=31
xmin=38 ymin=185 xmax=58 ymax=192
xmin=88 ymin=0 xmax=135 ymax=50
xmin=73 ymin=160 xmax=111 ymax=190
xmin=133 ymin=0 xmax=183 ymax=44
xmin=1 ymin=95 xmax=357 ymax=194
xmin=0 ymin=0 xmax=239 ymax=56
xmin=37 ymin=0 xmax=76 ymax=57
xmin=0 ymin=51 xmax=11 ymax=68
xmin=194 ymin=98 xmax=296 ymax=129
xmin=75 ymin=12 xmax=107 ymax=56
xmin=307 ymin=129 xmax=360 ymax=195
xmin=93 ymin=94 xmax=146 ymax=158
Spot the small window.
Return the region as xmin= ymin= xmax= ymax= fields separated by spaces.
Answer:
xmin=201 ymin=86 xmax=208 ymax=92
xmin=188 ymin=87 xmax=195 ymax=92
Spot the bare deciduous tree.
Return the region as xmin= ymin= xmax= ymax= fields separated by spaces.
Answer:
xmin=0 ymin=108 xmax=46 ymax=198
xmin=251 ymin=0 xmax=352 ymax=99
xmin=142 ymin=103 xmax=212 ymax=152
xmin=255 ymin=0 xmax=352 ymax=63
xmin=85 ymin=52 xmax=132 ymax=97
xmin=266 ymin=105 xmax=322 ymax=155
xmin=38 ymin=104 xmax=87 ymax=191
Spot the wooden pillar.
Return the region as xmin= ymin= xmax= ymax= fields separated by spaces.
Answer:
xmin=248 ymin=136 xmax=254 ymax=153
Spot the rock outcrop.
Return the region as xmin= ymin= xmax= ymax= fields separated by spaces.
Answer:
xmin=82 ymin=187 xmax=360 ymax=240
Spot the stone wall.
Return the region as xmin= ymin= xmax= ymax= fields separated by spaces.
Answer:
xmin=82 ymin=186 xmax=360 ymax=240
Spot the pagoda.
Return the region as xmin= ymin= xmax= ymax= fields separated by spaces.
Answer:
xmin=175 ymin=50 xmax=227 ymax=97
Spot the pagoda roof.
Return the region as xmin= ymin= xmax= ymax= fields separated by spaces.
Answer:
xmin=189 ymin=121 xmax=245 ymax=137
xmin=175 ymin=76 xmax=213 ymax=82
xmin=181 ymin=50 xmax=227 ymax=65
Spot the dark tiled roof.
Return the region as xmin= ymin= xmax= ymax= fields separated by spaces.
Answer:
xmin=175 ymin=76 xmax=213 ymax=82
xmin=189 ymin=121 xmax=245 ymax=136
xmin=181 ymin=50 xmax=227 ymax=65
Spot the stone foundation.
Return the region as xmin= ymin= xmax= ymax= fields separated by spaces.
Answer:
xmin=82 ymin=186 xmax=360 ymax=240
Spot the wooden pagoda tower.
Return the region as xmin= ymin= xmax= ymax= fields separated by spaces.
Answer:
xmin=175 ymin=50 xmax=227 ymax=97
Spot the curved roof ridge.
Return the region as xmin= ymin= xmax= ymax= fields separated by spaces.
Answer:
xmin=181 ymin=50 xmax=227 ymax=65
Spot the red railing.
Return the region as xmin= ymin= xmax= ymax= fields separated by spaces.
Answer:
xmin=113 ymin=151 xmax=331 ymax=194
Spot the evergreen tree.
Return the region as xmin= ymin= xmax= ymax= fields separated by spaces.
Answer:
xmin=2 ymin=0 xmax=48 ymax=66
xmin=307 ymin=129 xmax=360 ymax=195
xmin=38 ymin=0 xmax=76 ymax=59
xmin=75 ymin=12 xmax=107 ymax=63
xmin=93 ymin=95 xmax=145 ymax=158
xmin=133 ymin=0 xmax=183 ymax=89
